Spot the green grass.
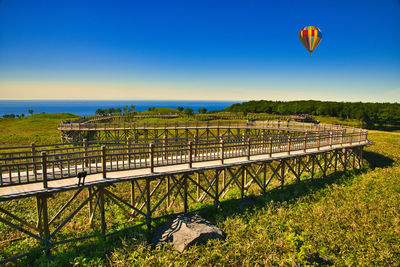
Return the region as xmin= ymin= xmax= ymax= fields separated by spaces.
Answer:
xmin=137 ymin=108 xmax=181 ymax=115
xmin=0 ymin=113 xmax=80 ymax=146
xmin=101 ymin=131 xmax=400 ymax=266
xmin=315 ymin=115 xmax=361 ymax=127
xmin=0 ymin=116 xmax=399 ymax=265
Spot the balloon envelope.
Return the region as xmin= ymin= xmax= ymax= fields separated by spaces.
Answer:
xmin=299 ymin=26 xmax=322 ymax=55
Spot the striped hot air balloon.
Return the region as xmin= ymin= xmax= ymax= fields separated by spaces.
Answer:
xmin=299 ymin=26 xmax=322 ymax=56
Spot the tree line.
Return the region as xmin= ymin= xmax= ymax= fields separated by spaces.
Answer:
xmin=95 ymin=105 xmax=207 ymax=116
xmin=2 ymin=109 xmax=34 ymax=119
xmin=225 ymin=100 xmax=400 ymax=127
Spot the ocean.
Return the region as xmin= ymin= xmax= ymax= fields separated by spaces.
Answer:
xmin=0 ymin=100 xmax=238 ymax=117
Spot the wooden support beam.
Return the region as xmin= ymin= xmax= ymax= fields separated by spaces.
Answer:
xmin=0 ymin=206 xmax=39 ymax=232
xmin=130 ymin=180 xmax=135 ymax=214
xmin=214 ymin=170 xmax=219 ymax=207
xmin=146 ymin=178 xmax=151 ymax=231
xmin=280 ymin=160 xmax=285 ymax=189
xmin=41 ymin=195 xmax=51 ymax=256
xmin=184 ymin=174 xmax=188 ymax=213
xmin=49 ymin=188 xmax=83 ymax=226
xmin=99 ymin=186 xmax=106 ymax=239
xmin=241 ymin=166 xmax=245 ymax=199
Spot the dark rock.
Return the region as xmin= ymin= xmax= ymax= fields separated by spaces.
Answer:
xmin=152 ymin=214 xmax=225 ymax=252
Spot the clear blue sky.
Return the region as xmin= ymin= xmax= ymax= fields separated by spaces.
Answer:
xmin=0 ymin=0 xmax=399 ymax=102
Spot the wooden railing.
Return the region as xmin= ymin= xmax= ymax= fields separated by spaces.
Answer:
xmin=0 ymin=131 xmax=368 ymax=187
xmin=66 ymin=113 xmax=290 ymax=124
xmin=58 ymin=119 xmax=361 ymax=133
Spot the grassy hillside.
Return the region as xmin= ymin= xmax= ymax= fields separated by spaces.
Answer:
xmin=0 ymin=113 xmax=79 ymax=146
xmin=0 ymin=115 xmax=399 ymax=265
xmin=102 ymin=131 xmax=400 ymax=266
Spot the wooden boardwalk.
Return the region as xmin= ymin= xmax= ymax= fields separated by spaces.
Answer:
xmin=0 ymin=140 xmax=367 ymax=201
xmin=0 ymin=124 xmax=369 ymax=264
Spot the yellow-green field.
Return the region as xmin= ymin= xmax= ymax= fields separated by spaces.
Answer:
xmin=0 ymin=115 xmax=399 ymax=266
xmin=0 ymin=113 xmax=79 ymax=146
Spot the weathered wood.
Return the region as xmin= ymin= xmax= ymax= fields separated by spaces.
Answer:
xmin=41 ymin=152 xmax=48 ymax=188
xmin=188 ymin=141 xmax=193 ymax=168
xmin=101 ymin=146 xmax=107 ymax=178
xmin=149 ymin=144 xmax=154 ymax=173
xmin=99 ymin=186 xmax=106 ymax=239
xmin=41 ymin=196 xmax=51 ymax=256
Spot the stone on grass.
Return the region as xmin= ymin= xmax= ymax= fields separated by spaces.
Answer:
xmin=152 ymin=213 xmax=225 ymax=252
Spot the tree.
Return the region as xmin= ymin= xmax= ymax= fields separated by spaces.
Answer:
xmin=95 ymin=108 xmax=106 ymax=116
xmin=123 ymin=105 xmax=128 ymax=113
xmin=184 ymin=108 xmax=194 ymax=116
xmin=28 ymin=109 xmax=34 ymax=115
xmin=21 ymin=113 xmax=24 ymax=117
xmin=128 ymin=104 xmax=135 ymax=113
xmin=106 ymin=108 xmax=116 ymax=114
xmin=197 ymin=108 xmax=207 ymax=114
xmin=177 ymin=106 xmax=184 ymax=112
xmin=115 ymin=107 xmax=122 ymax=113
xmin=3 ymin=114 xmax=16 ymax=118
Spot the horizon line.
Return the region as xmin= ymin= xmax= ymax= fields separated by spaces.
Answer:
xmin=0 ymin=99 xmax=399 ymax=104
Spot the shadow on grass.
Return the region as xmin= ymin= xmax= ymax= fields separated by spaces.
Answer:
xmin=363 ymin=150 xmax=394 ymax=169
xmin=20 ymin=168 xmax=363 ymax=266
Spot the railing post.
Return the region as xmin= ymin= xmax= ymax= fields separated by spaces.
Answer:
xmin=329 ymin=132 xmax=333 ymax=148
xmin=220 ymin=140 xmax=224 ymax=164
xmin=269 ymin=136 xmax=273 ymax=157
xmin=31 ymin=142 xmax=36 ymax=157
xmin=193 ymin=135 xmax=198 ymax=157
xmin=149 ymin=144 xmax=154 ymax=173
xmin=32 ymin=142 xmax=37 ymax=179
xmin=101 ymin=146 xmax=107 ymax=178
xmin=303 ymin=132 xmax=307 ymax=153
xmin=188 ymin=141 xmax=193 ymax=168
xmin=287 ymin=135 xmax=292 ymax=155
xmin=127 ymin=137 xmax=132 ymax=168
xmin=317 ymin=133 xmax=321 ymax=151
xmin=41 ymin=152 xmax=48 ymax=188
xmin=247 ymin=138 xmax=251 ymax=160
xmin=341 ymin=131 xmax=344 ymax=145
xmin=261 ymin=132 xmax=265 ymax=152
xmin=83 ymin=138 xmax=88 ymax=167
xmin=163 ymin=135 xmax=167 ymax=160
xmin=359 ymin=131 xmax=362 ymax=143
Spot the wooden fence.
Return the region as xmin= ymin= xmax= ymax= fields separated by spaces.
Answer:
xmin=0 ymin=131 xmax=368 ymax=187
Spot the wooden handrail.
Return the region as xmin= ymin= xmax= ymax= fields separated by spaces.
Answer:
xmin=0 ymin=131 xmax=369 ymax=188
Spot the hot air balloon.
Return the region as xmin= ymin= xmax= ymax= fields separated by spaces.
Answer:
xmin=299 ymin=26 xmax=322 ymax=56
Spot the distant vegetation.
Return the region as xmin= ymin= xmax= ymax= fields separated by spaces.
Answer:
xmin=225 ymin=100 xmax=400 ymax=128
xmin=0 ymin=112 xmax=400 ymax=265
xmin=0 ymin=113 xmax=79 ymax=146
xmin=94 ymin=105 xmax=208 ymax=116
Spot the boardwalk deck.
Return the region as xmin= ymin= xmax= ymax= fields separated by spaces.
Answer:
xmin=0 ymin=141 xmax=368 ymax=201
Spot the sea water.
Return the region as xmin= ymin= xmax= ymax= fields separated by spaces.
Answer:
xmin=0 ymin=100 xmax=238 ymax=117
